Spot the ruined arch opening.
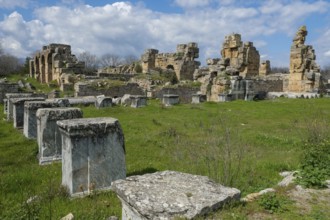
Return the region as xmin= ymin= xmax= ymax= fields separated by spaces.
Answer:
xmin=166 ymin=65 xmax=174 ymax=70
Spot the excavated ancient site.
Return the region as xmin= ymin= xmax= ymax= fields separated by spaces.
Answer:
xmin=1 ymin=26 xmax=329 ymax=219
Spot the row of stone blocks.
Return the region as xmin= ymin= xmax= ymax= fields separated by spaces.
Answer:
xmin=4 ymin=93 xmax=241 ymax=218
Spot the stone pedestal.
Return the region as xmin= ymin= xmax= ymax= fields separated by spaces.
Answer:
xmin=11 ymin=97 xmax=46 ymax=128
xmin=130 ymin=95 xmax=147 ymax=108
xmin=191 ymin=94 xmax=206 ymax=104
xmin=5 ymin=93 xmax=34 ymax=120
xmin=24 ymin=100 xmax=70 ymax=139
xmin=162 ymin=94 xmax=179 ymax=106
xmin=218 ymin=94 xmax=232 ymax=102
xmin=112 ymin=171 xmax=241 ymax=220
xmin=36 ymin=108 xmax=83 ymax=165
xmin=57 ymin=117 xmax=126 ymax=196
xmin=95 ymin=96 xmax=112 ymax=109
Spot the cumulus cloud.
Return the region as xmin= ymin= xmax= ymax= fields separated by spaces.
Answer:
xmin=0 ymin=1 xmax=329 ymax=67
xmin=174 ymin=0 xmax=211 ymax=8
xmin=0 ymin=0 xmax=29 ymax=9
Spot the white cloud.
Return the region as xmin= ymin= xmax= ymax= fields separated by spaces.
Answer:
xmin=174 ymin=0 xmax=211 ymax=8
xmin=0 ymin=1 xmax=329 ymax=67
xmin=324 ymin=50 xmax=330 ymax=57
xmin=0 ymin=0 xmax=29 ymax=9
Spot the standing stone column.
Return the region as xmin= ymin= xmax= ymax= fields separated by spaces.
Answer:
xmin=57 ymin=117 xmax=126 ymax=196
xmin=36 ymin=108 xmax=83 ymax=165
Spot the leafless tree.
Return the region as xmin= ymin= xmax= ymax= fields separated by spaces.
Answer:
xmin=123 ymin=54 xmax=138 ymax=65
xmin=78 ymin=51 xmax=99 ymax=71
xmin=271 ymin=66 xmax=289 ymax=74
xmin=99 ymin=53 xmax=122 ymax=68
xmin=0 ymin=44 xmax=22 ymax=76
xmin=321 ymin=65 xmax=330 ymax=81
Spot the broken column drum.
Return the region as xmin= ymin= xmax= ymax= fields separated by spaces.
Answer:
xmin=57 ymin=117 xmax=126 ymax=196
xmin=95 ymin=96 xmax=112 ymax=109
xmin=36 ymin=107 xmax=83 ymax=165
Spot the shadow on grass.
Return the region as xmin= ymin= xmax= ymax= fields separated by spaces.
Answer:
xmin=127 ymin=167 xmax=159 ymax=177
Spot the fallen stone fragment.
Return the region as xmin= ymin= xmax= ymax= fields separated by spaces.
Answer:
xmin=112 ymin=170 xmax=240 ymax=220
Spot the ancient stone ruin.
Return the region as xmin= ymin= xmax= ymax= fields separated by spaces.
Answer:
xmin=57 ymin=117 xmax=126 ymax=196
xmin=287 ymin=26 xmax=321 ymax=92
xmin=259 ymin=60 xmax=271 ymax=76
xmin=112 ymin=171 xmax=241 ymax=220
xmin=29 ymin=44 xmax=85 ymax=84
xmin=221 ymin=34 xmax=260 ymax=78
xmin=194 ymin=33 xmax=260 ymax=102
xmin=141 ymin=42 xmax=200 ymax=81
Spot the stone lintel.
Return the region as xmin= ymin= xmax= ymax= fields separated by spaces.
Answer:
xmin=112 ymin=171 xmax=241 ymax=220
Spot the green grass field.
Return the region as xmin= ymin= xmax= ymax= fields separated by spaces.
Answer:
xmin=1 ymin=98 xmax=330 ymax=219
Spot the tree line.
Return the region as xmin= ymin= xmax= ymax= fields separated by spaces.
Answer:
xmin=77 ymin=52 xmax=139 ymax=72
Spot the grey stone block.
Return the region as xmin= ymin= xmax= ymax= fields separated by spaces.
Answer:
xmin=57 ymin=117 xmax=126 ymax=197
xmin=36 ymin=108 xmax=83 ymax=165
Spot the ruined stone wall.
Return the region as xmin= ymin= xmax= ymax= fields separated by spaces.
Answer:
xmin=221 ymin=34 xmax=260 ymax=78
xmin=74 ymin=82 xmax=144 ymax=97
xmin=30 ymin=44 xmax=85 ymax=84
xmin=141 ymin=43 xmax=200 ymax=81
xmin=259 ymin=60 xmax=271 ymax=76
xmin=288 ymin=26 xmax=321 ymax=92
xmin=154 ymin=86 xmax=200 ymax=104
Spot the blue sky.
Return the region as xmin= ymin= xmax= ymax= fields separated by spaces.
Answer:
xmin=1 ymin=0 xmax=330 ymax=67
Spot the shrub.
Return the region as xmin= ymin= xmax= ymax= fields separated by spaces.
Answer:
xmin=258 ymin=193 xmax=288 ymax=213
xmin=295 ymin=139 xmax=330 ymax=188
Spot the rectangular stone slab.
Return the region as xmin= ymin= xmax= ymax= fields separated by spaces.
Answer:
xmin=24 ymin=100 xmax=70 ymax=139
xmin=36 ymin=107 xmax=83 ymax=165
xmin=11 ymin=97 xmax=46 ymax=128
xmin=130 ymin=95 xmax=147 ymax=108
xmin=112 ymin=171 xmax=241 ymax=220
xmin=57 ymin=117 xmax=126 ymax=197
xmin=162 ymin=94 xmax=179 ymax=106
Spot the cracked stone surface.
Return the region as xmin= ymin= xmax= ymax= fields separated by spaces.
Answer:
xmin=112 ymin=170 xmax=241 ymax=220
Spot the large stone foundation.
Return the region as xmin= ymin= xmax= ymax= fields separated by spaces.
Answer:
xmin=57 ymin=117 xmax=126 ymax=196
xmin=112 ymin=171 xmax=241 ymax=220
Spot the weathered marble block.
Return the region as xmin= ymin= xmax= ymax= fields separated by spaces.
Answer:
xmin=12 ymin=97 xmax=46 ymax=128
xmin=24 ymin=100 xmax=70 ymax=139
xmin=191 ymin=94 xmax=206 ymax=104
xmin=218 ymin=94 xmax=232 ymax=102
xmin=162 ymin=94 xmax=179 ymax=106
xmin=57 ymin=117 xmax=126 ymax=196
xmin=95 ymin=96 xmax=112 ymax=108
xmin=68 ymin=96 xmax=96 ymax=106
xmin=36 ymin=108 xmax=83 ymax=165
xmin=5 ymin=93 xmax=34 ymax=120
xmin=112 ymin=171 xmax=241 ymax=220
xmin=130 ymin=95 xmax=147 ymax=108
